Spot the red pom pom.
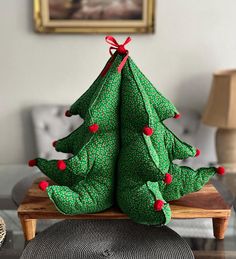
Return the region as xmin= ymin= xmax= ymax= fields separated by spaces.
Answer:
xmin=52 ymin=141 xmax=57 ymax=147
xmin=89 ymin=124 xmax=99 ymax=133
xmin=38 ymin=180 xmax=49 ymax=191
xmin=195 ymin=148 xmax=201 ymax=157
xmin=164 ymin=173 xmax=172 ymax=185
xmin=28 ymin=159 xmax=37 ymax=167
xmin=154 ymin=200 xmax=164 ymax=211
xmin=65 ymin=110 xmax=72 ymax=117
xmin=217 ymin=166 xmax=225 ymax=175
xmin=57 ymin=160 xmax=66 ymax=171
xmin=174 ymin=113 xmax=181 ymax=119
xmin=143 ymin=126 xmax=153 ymax=136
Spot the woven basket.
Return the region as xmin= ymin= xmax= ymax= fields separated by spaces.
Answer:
xmin=0 ymin=217 xmax=6 ymax=247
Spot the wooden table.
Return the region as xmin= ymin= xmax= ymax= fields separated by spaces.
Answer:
xmin=18 ymin=178 xmax=231 ymax=241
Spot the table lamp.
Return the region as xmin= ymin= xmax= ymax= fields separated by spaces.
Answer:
xmin=202 ymin=69 xmax=236 ymax=170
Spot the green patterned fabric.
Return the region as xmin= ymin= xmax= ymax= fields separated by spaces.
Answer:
xmin=34 ymin=54 xmax=122 ymax=214
xmin=30 ymin=41 xmax=219 ymax=224
xmin=117 ymin=57 xmax=217 ymax=225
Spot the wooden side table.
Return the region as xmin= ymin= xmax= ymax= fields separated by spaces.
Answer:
xmin=18 ymin=178 xmax=231 ymax=241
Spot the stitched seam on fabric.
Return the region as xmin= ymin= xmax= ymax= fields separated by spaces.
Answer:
xmin=88 ymin=54 xmax=121 ymax=121
xmin=146 ymin=182 xmax=169 ymax=223
xmin=128 ymin=59 xmax=160 ymax=171
xmin=129 ymin=57 xmax=178 ymax=121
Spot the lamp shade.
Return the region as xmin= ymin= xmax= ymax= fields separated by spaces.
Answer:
xmin=202 ymin=69 xmax=236 ymax=128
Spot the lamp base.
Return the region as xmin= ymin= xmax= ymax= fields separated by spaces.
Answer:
xmin=216 ymin=128 xmax=236 ymax=172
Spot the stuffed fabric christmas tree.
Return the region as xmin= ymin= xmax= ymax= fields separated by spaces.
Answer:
xmin=115 ymin=38 xmax=225 ymax=226
xmin=29 ymin=53 xmax=123 ymax=214
xmin=29 ymin=36 xmax=224 ymax=223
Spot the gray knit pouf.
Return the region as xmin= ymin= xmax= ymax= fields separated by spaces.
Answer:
xmin=21 ymin=220 xmax=194 ymax=259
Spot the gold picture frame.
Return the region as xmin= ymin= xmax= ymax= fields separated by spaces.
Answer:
xmin=34 ymin=0 xmax=155 ymax=34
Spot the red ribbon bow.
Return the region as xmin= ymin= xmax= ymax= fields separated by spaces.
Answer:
xmin=105 ymin=36 xmax=131 ymax=73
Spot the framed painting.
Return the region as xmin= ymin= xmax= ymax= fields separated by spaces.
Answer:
xmin=34 ymin=0 xmax=155 ymax=33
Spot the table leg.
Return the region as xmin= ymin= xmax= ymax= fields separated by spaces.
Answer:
xmin=212 ymin=217 xmax=229 ymax=240
xmin=20 ymin=218 xmax=37 ymax=241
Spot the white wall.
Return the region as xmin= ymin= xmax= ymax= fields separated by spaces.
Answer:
xmin=1 ymin=0 xmax=236 ymax=164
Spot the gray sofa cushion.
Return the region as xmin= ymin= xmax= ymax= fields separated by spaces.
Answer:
xmin=21 ymin=220 xmax=194 ymax=259
xmin=32 ymin=105 xmax=83 ymax=160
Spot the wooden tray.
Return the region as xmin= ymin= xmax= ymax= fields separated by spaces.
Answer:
xmin=18 ymin=178 xmax=231 ymax=240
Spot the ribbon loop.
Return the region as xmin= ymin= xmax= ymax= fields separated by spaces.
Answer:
xmin=104 ymin=36 xmax=131 ymax=73
xmin=105 ymin=36 xmax=119 ymax=47
xmin=105 ymin=36 xmax=131 ymax=55
xmin=123 ymin=36 xmax=132 ymax=46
